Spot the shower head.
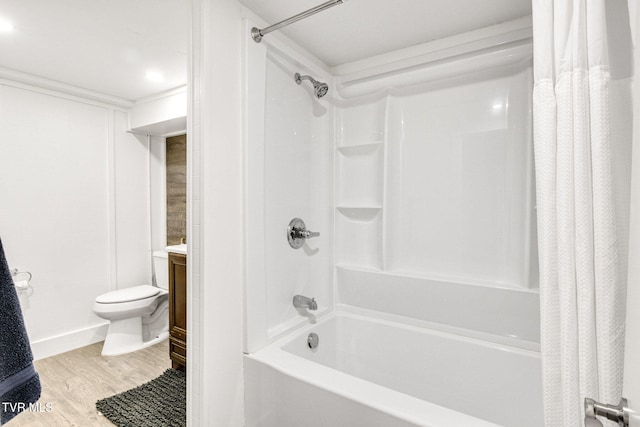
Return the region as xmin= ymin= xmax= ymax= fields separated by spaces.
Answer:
xmin=314 ymin=82 xmax=329 ymax=98
xmin=294 ymin=72 xmax=329 ymax=99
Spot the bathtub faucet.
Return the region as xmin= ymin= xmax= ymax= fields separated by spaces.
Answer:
xmin=293 ymin=295 xmax=318 ymax=310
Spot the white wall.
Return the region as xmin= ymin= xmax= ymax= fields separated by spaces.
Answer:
xmin=114 ymin=114 xmax=152 ymax=288
xmin=188 ymin=0 xmax=244 ymax=425
xmin=0 ymin=80 xmax=152 ymax=359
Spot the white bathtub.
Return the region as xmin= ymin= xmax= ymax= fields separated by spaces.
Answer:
xmin=245 ymin=311 xmax=543 ymax=427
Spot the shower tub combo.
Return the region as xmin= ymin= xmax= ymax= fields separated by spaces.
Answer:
xmin=243 ymin=10 xmax=541 ymax=427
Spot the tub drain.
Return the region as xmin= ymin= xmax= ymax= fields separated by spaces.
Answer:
xmin=307 ymin=333 xmax=319 ymax=349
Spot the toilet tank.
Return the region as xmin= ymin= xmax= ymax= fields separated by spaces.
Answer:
xmin=152 ymin=250 xmax=169 ymax=290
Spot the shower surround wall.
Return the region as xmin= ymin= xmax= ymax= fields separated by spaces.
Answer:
xmin=334 ymin=26 xmax=540 ymax=345
xmin=244 ymin=28 xmax=334 ymax=352
xmin=245 ymin=18 xmax=539 ymax=352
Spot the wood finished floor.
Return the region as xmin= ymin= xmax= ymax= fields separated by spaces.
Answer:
xmin=10 ymin=339 xmax=171 ymax=427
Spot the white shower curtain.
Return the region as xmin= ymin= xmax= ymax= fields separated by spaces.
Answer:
xmin=532 ymin=1 xmax=633 ymax=426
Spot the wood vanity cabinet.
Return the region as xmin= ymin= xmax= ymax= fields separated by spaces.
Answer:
xmin=168 ymin=253 xmax=187 ymax=371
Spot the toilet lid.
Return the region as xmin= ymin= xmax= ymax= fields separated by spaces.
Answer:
xmin=96 ymin=285 xmax=160 ymax=304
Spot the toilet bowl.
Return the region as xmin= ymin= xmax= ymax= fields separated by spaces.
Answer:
xmin=93 ymin=250 xmax=169 ymax=356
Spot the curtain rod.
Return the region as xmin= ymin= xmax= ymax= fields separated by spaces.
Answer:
xmin=251 ymin=0 xmax=348 ymax=43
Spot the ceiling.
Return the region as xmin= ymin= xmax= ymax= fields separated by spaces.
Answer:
xmin=240 ymin=0 xmax=532 ymax=67
xmin=0 ymin=0 xmax=531 ymax=102
xmin=0 ymin=0 xmax=187 ymax=102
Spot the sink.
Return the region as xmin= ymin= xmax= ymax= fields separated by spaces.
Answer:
xmin=165 ymin=244 xmax=187 ymax=255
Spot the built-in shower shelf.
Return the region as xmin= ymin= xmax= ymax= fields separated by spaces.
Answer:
xmin=336 ymin=206 xmax=381 ymax=221
xmin=337 ymin=141 xmax=383 ymax=156
xmin=336 ymin=102 xmax=385 ymax=271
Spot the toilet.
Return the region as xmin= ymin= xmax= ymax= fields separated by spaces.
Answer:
xmin=93 ymin=250 xmax=169 ymax=356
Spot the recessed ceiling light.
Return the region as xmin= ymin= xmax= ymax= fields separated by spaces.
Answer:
xmin=145 ymin=71 xmax=164 ymax=82
xmin=0 ymin=18 xmax=15 ymax=33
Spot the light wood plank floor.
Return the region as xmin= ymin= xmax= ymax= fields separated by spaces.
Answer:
xmin=10 ymin=339 xmax=171 ymax=427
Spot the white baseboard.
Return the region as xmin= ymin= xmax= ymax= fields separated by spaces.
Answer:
xmin=31 ymin=322 xmax=109 ymax=361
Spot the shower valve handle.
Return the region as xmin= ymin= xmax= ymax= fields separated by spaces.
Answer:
xmin=287 ymin=218 xmax=320 ymax=249
xmin=301 ymin=230 xmax=320 ymax=239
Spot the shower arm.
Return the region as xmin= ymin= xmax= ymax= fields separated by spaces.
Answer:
xmin=251 ymin=0 xmax=347 ymax=43
xmin=295 ymin=73 xmax=319 ymax=85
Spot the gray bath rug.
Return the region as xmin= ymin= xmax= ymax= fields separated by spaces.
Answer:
xmin=96 ymin=369 xmax=186 ymax=427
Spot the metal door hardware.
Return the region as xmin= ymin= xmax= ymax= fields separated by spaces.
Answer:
xmin=584 ymin=397 xmax=629 ymax=427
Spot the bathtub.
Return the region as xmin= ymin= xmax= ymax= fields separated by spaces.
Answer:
xmin=244 ymin=311 xmax=543 ymax=427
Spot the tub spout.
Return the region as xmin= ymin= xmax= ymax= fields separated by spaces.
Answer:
xmin=293 ymin=295 xmax=317 ymax=310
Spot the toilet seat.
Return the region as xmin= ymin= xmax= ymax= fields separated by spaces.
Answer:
xmin=96 ymin=285 xmax=160 ymax=304
xmin=93 ymin=286 xmax=168 ymax=321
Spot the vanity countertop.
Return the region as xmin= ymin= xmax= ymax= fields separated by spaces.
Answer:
xmin=166 ymin=244 xmax=187 ymax=255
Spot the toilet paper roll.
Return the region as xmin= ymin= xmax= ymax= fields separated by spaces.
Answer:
xmin=14 ymin=280 xmax=29 ymax=291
